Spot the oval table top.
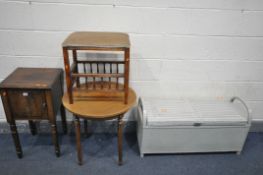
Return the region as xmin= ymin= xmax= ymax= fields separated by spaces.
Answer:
xmin=62 ymin=83 xmax=136 ymax=120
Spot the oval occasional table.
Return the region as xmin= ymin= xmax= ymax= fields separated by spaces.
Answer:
xmin=62 ymin=83 xmax=136 ymax=165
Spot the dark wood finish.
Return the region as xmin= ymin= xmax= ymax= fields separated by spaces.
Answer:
xmin=28 ymin=120 xmax=37 ymax=135
xmin=51 ymin=123 xmax=60 ymax=157
xmin=124 ymin=48 xmax=130 ymax=104
xmin=72 ymin=73 xmax=124 ymax=78
xmin=62 ymin=32 xmax=130 ymax=104
xmin=45 ymin=90 xmax=60 ymax=157
xmin=10 ymin=120 xmax=23 ymax=158
xmin=63 ymin=48 xmax=73 ymax=104
xmin=60 ymin=105 xmax=68 ymax=134
xmin=0 ymin=68 xmax=62 ymax=89
xmin=0 ymin=68 xmax=66 ymax=158
xmin=7 ymin=90 xmax=47 ymax=119
xmin=73 ymin=50 xmax=80 ymax=88
xmin=74 ymin=116 xmax=83 ymax=165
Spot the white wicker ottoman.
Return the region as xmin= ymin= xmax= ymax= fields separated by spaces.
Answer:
xmin=136 ymin=97 xmax=251 ymax=157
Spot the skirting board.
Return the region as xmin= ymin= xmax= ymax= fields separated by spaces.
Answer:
xmin=249 ymin=121 xmax=263 ymax=132
xmin=0 ymin=120 xmax=136 ymax=134
xmin=0 ymin=120 xmax=262 ymax=134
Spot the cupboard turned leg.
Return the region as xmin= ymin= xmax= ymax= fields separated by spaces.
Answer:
xmin=60 ymin=105 xmax=68 ymax=134
xmin=9 ymin=121 xmax=23 ymax=158
xmin=28 ymin=120 xmax=37 ymax=135
xmin=117 ymin=116 xmax=124 ymax=165
xmin=74 ymin=116 xmax=83 ymax=165
xmin=50 ymin=122 xmax=60 ymax=157
xmin=83 ymin=119 xmax=88 ymax=137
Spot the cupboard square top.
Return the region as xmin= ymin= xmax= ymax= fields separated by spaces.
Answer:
xmin=0 ymin=68 xmax=63 ymax=89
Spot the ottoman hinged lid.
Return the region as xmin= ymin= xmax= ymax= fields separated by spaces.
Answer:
xmin=141 ymin=98 xmax=249 ymax=127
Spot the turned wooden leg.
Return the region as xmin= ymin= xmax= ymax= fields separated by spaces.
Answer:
xmin=50 ymin=122 xmax=60 ymax=157
xmin=72 ymin=50 xmax=80 ymax=88
xmin=63 ymin=47 xmax=73 ymax=104
xmin=74 ymin=116 xmax=83 ymax=165
xmin=117 ymin=116 xmax=124 ymax=165
xmin=9 ymin=121 xmax=23 ymax=158
xmin=60 ymin=105 xmax=68 ymax=134
xmin=28 ymin=120 xmax=37 ymax=135
xmin=83 ymin=119 xmax=88 ymax=137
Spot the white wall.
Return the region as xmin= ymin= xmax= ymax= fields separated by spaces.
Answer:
xmin=0 ymin=0 xmax=263 ymax=121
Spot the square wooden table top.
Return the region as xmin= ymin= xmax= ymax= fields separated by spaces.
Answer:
xmin=62 ymin=32 xmax=130 ymax=49
xmin=0 ymin=68 xmax=62 ymax=89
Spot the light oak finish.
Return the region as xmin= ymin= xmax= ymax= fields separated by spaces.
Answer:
xmin=62 ymin=32 xmax=134 ymax=165
xmin=74 ymin=116 xmax=83 ymax=165
xmin=62 ymin=83 xmax=136 ymax=119
xmin=62 ymin=32 xmax=130 ymax=49
xmin=62 ymin=82 xmax=136 ymax=165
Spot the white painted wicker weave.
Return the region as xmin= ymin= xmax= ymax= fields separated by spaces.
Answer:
xmin=136 ymin=97 xmax=251 ymax=157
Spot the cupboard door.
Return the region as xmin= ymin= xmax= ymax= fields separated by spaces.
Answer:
xmin=8 ymin=90 xmax=48 ymax=119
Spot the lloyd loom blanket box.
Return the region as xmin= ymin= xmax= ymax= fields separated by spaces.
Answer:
xmin=136 ymin=97 xmax=251 ymax=157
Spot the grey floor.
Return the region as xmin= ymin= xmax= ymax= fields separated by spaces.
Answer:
xmin=0 ymin=131 xmax=263 ymax=175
